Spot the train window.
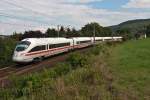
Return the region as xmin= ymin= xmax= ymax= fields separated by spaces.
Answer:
xmin=96 ymin=40 xmax=102 ymax=42
xmin=80 ymin=40 xmax=91 ymax=44
xmin=49 ymin=43 xmax=70 ymax=49
xmin=15 ymin=41 xmax=31 ymax=52
xmin=58 ymin=43 xmax=70 ymax=47
xmin=77 ymin=41 xmax=80 ymax=44
xmin=16 ymin=45 xmax=28 ymax=52
xmin=49 ymin=44 xmax=55 ymax=49
xmin=18 ymin=41 xmax=31 ymax=46
xmin=29 ymin=45 xmax=46 ymax=52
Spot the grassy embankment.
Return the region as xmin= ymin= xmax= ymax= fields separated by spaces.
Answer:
xmin=0 ymin=39 xmax=150 ymax=100
xmin=1 ymin=44 xmax=113 ymax=100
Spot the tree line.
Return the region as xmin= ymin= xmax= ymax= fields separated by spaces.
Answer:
xmin=10 ymin=22 xmax=112 ymax=41
xmin=8 ymin=22 xmax=150 ymax=41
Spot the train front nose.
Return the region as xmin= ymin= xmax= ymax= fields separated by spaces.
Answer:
xmin=13 ymin=48 xmax=27 ymax=59
xmin=13 ymin=40 xmax=32 ymax=63
xmin=13 ymin=51 xmax=33 ymax=63
xmin=12 ymin=52 xmax=23 ymax=62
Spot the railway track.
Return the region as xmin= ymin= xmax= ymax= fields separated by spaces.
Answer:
xmin=0 ymin=47 xmax=91 ymax=87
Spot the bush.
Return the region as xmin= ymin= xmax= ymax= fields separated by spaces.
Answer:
xmin=53 ymin=63 xmax=71 ymax=76
xmin=0 ymin=38 xmax=17 ymax=67
xmin=67 ymin=53 xmax=88 ymax=69
xmin=90 ymin=45 xmax=103 ymax=55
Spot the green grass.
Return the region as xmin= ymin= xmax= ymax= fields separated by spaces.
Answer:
xmin=108 ymin=39 xmax=150 ymax=100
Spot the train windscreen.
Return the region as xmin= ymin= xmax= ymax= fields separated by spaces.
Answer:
xmin=15 ymin=41 xmax=31 ymax=52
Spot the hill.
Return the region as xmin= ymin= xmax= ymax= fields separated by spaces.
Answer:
xmin=109 ymin=19 xmax=150 ymax=33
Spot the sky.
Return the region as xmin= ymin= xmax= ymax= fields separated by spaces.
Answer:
xmin=0 ymin=0 xmax=150 ymax=35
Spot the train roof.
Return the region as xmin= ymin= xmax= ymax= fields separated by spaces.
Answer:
xmin=22 ymin=38 xmax=72 ymax=45
xmin=72 ymin=37 xmax=92 ymax=41
xmin=22 ymin=37 xmax=93 ymax=43
xmin=21 ymin=37 xmax=122 ymax=45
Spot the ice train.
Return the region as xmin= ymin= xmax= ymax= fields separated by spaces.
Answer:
xmin=12 ymin=37 xmax=122 ymax=63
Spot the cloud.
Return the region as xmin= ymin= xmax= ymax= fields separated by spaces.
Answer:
xmin=0 ymin=0 xmax=150 ymax=35
xmin=123 ymin=0 xmax=150 ymax=8
xmin=66 ymin=0 xmax=102 ymax=3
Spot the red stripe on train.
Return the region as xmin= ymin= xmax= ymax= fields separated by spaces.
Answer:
xmin=25 ymin=43 xmax=91 ymax=56
xmin=25 ymin=45 xmax=72 ymax=56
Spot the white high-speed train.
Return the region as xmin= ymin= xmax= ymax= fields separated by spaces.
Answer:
xmin=12 ymin=37 xmax=122 ymax=63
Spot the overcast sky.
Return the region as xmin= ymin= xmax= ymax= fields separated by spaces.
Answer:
xmin=0 ymin=0 xmax=150 ymax=35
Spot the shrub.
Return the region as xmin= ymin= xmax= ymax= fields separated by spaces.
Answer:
xmin=67 ymin=53 xmax=88 ymax=69
xmin=53 ymin=63 xmax=71 ymax=76
xmin=90 ymin=44 xmax=103 ymax=55
xmin=0 ymin=38 xmax=17 ymax=67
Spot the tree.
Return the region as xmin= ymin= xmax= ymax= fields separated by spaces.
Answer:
xmin=66 ymin=27 xmax=71 ymax=38
xmin=59 ymin=26 xmax=66 ymax=37
xmin=116 ymin=28 xmax=132 ymax=40
xmin=0 ymin=38 xmax=17 ymax=67
xmin=146 ymin=24 xmax=150 ymax=37
xmin=72 ymin=28 xmax=80 ymax=37
xmin=10 ymin=32 xmax=22 ymax=41
xmin=81 ymin=22 xmax=104 ymax=37
xmin=46 ymin=28 xmax=57 ymax=37
xmin=134 ymin=33 xmax=140 ymax=40
xmin=21 ymin=30 xmax=45 ymax=40
xmin=102 ymin=27 xmax=113 ymax=36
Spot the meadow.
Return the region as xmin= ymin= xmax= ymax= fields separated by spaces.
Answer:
xmin=108 ymin=39 xmax=150 ymax=100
